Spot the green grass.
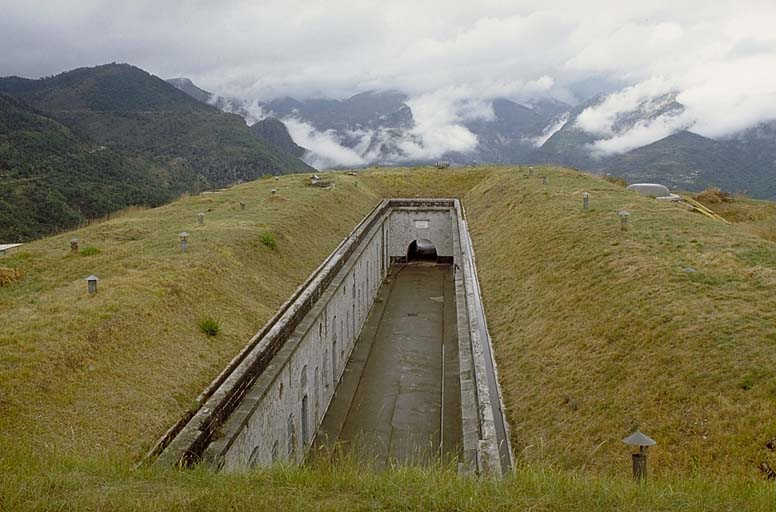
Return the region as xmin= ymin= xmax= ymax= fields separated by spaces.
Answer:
xmin=1 ymin=446 xmax=774 ymax=511
xmin=79 ymin=246 xmax=101 ymax=257
xmin=259 ymin=232 xmax=278 ymax=250
xmin=4 ymin=165 xmax=776 ymax=507
xmin=197 ymin=317 xmax=220 ymax=337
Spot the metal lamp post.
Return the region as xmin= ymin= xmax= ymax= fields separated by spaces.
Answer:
xmin=623 ymin=430 xmax=656 ymax=481
xmin=179 ymin=232 xmax=189 ymax=253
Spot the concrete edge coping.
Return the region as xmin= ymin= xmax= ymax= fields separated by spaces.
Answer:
xmin=459 ymin=205 xmax=516 ymax=471
xmin=455 ymin=201 xmax=513 ymax=475
xmin=450 ymin=207 xmax=481 ymax=475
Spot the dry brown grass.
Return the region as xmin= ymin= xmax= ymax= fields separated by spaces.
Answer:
xmin=695 ymin=187 xmax=733 ymax=204
xmin=0 ymin=266 xmax=22 ymax=286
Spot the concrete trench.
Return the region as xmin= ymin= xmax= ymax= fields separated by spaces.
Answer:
xmin=149 ymin=199 xmax=513 ymax=475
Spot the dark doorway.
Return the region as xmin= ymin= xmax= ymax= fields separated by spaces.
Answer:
xmin=407 ymin=239 xmax=438 ymax=262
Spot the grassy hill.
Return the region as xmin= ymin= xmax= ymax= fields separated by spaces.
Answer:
xmin=2 ymin=166 xmax=776 ymax=509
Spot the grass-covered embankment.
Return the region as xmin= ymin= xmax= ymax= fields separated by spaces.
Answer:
xmin=3 ymin=165 xmax=776 ymax=508
xmin=466 ymin=167 xmax=776 ymax=477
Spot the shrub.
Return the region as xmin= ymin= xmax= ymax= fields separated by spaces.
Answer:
xmin=0 ymin=267 xmax=22 ymax=286
xmin=738 ymin=375 xmax=754 ymax=391
xmin=80 ymin=246 xmax=101 ymax=256
xmin=695 ymin=187 xmax=732 ymax=204
xmin=604 ymin=174 xmax=628 ymax=187
xmin=260 ymin=232 xmax=277 ymax=250
xmin=198 ymin=317 xmax=220 ymax=337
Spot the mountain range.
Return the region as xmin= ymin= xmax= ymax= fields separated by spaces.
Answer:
xmin=3 ymin=62 xmax=776 ymax=241
xmin=173 ymin=79 xmax=776 ymax=199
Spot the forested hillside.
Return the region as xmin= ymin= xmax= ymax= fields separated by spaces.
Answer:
xmin=0 ymin=64 xmax=313 ymax=241
xmin=0 ymin=94 xmax=181 ymax=241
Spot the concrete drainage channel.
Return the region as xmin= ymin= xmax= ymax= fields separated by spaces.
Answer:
xmin=147 ymin=198 xmax=513 ymax=475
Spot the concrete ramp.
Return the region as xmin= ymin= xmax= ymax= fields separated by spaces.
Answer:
xmin=314 ymin=263 xmax=461 ymax=468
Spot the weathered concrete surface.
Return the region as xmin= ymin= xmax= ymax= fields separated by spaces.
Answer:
xmin=152 ymin=198 xmax=512 ymax=476
xmin=315 ymin=263 xmax=461 ymax=468
xmin=388 ymin=208 xmax=453 ymax=260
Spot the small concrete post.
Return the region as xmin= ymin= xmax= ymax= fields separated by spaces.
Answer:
xmin=528 ymin=166 xmax=534 ymax=176
xmin=197 ymin=212 xmax=205 ymax=226
xmin=240 ymin=201 xmax=246 ymax=210
xmin=271 ymin=188 xmax=277 ymax=195
xmin=542 ymin=176 xmax=548 ymax=185
xmin=583 ymin=192 xmax=590 ymax=210
xmin=70 ymin=238 xmax=79 ymax=253
xmin=619 ymin=210 xmax=630 ymax=231
xmin=86 ymin=275 xmax=99 ymax=294
xmin=623 ymin=430 xmax=656 ymax=482
xmin=179 ymin=232 xmax=189 ymax=253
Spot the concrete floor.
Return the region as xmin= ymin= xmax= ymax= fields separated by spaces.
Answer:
xmin=314 ymin=263 xmax=462 ymax=468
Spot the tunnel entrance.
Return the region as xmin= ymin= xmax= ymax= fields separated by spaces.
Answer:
xmin=407 ymin=239 xmax=438 ymax=262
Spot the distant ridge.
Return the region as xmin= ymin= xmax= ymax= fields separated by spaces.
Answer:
xmin=166 ymin=77 xmax=213 ymax=104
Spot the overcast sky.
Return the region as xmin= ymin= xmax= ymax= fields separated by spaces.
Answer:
xmin=3 ymin=0 xmax=776 ymax=162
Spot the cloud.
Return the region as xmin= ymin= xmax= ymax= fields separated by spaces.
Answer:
xmin=3 ymin=1 xmax=776 ymax=161
xmin=282 ymin=117 xmax=366 ymax=169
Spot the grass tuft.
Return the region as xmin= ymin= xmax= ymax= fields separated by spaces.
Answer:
xmin=696 ymin=187 xmax=733 ymax=204
xmin=260 ymin=232 xmax=278 ymax=250
xmin=79 ymin=246 xmax=101 ymax=256
xmin=198 ymin=317 xmax=220 ymax=337
xmin=604 ymin=174 xmax=628 ymax=187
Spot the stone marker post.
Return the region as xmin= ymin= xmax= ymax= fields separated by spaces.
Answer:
xmin=619 ymin=210 xmax=630 ymax=231
xmin=86 ymin=275 xmax=99 ymax=294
